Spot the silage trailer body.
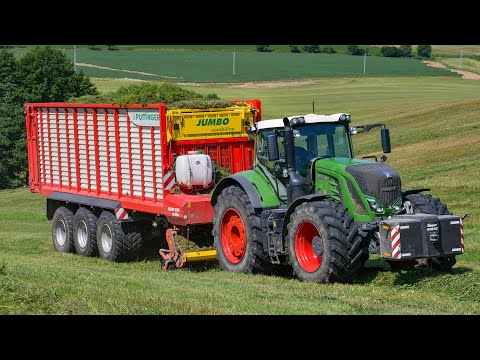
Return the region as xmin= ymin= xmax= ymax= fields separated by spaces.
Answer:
xmin=25 ymin=100 xmax=261 ymax=265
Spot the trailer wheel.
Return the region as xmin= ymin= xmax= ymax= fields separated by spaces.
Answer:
xmin=405 ymin=193 xmax=456 ymax=271
xmin=286 ymin=200 xmax=363 ymax=283
xmin=52 ymin=206 xmax=75 ymax=253
xmin=212 ymin=185 xmax=269 ymax=273
xmin=96 ymin=211 xmax=142 ymax=262
xmin=73 ymin=207 xmax=98 ymax=257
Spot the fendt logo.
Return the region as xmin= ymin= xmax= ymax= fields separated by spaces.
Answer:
xmin=196 ymin=118 xmax=230 ymax=126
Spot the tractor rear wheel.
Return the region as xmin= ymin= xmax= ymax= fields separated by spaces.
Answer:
xmin=212 ymin=185 xmax=269 ymax=274
xmin=403 ymin=193 xmax=456 ymax=271
xmin=286 ymin=200 xmax=365 ymax=283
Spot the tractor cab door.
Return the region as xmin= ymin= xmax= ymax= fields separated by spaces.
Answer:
xmin=256 ymin=130 xmax=288 ymax=202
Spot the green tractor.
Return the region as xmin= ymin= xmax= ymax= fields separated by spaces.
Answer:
xmin=211 ymin=113 xmax=465 ymax=283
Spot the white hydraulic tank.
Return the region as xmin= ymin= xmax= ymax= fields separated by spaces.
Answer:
xmin=175 ymin=151 xmax=214 ymax=189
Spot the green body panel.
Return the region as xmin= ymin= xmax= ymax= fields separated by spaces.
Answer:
xmin=236 ymin=169 xmax=282 ymax=208
xmin=314 ymin=158 xmax=396 ymax=221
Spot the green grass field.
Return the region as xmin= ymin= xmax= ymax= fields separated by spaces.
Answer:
xmin=12 ymin=48 xmax=458 ymax=82
xmin=1 ymin=76 xmax=479 ymax=314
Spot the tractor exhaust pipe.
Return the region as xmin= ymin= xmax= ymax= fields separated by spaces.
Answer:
xmin=283 ymin=117 xmax=307 ymax=205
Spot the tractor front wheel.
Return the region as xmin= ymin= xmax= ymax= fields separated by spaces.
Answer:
xmin=286 ymin=200 xmax=364 ymax=283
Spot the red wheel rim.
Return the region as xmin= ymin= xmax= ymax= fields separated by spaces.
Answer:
xmin=295 ymin=222 xmax=323 ymax=272
xmin=221 ymin=208 xmax=247 ymax=264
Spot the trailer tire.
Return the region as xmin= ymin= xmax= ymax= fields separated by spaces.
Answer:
xmin=97 ymin=211 xmax=141 ymax=262
xmin=212 ymin=185 xmax=270 ymax=274
xmin=73 ymin=207 xmax=98 ymax=257
xmin=52 ymin=206 xmax=75 ymax=253
xmin=286 ymin=200 xmax=364 ymax=283
xmin=405 ymin=193 xmax=456 ymax=271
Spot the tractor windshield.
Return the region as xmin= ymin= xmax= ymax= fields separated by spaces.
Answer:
xmin=257 ymin=123 xmax=352 ymax=200
xmin=290 ymin=123 xmax=352 ymax=174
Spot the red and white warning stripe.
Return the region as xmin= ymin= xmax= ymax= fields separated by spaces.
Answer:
xmin=460 ymin=218 xmax=464 ymax=252
xmin=391 ymin=225 xmax=401 ymax=259
xmin=115 ymin=207 xmax=129 ymax=221
xmin=163 ymin=170 xmax=176 ymax=191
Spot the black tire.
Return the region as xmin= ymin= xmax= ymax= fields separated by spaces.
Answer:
xmin=212 ymin=185 xmax=270 ymax=274
xmin=73 ymin=207 xmax=98 ymax=257
xmin=52 ymin=206 xmax=75 ymax=253
xmin=96 ymin=211 xmax=143 ymax=262
xmin=126 ymin=223 xmax=144 ymax=261
xmin=405 ymin=193 xmax=451 ymax=215
xmin=286 ymin=200 xmax=365 ymax=283
xmin=404 ymin=193 xmax=456 ymax=271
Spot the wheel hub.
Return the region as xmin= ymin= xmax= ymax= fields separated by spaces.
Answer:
xmin=56 ymin=220 xmax=66 ymax=247
xmin=295 ymin=221 xmax=323 ymax=272
xmin=221 ymin=208 xmax=246 ymax=264
xmin=312 ymin=236 xmax=323 ymax=256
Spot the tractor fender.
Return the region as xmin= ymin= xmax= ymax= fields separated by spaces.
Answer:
xmin=282 ymin=194 xmax=335 ymax=239
xmin=211 ymin=175 xmax=264 ymax=210
xmin=402 ymin=188 xmax=430 ymax=199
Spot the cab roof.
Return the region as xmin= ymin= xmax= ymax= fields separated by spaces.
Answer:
xmin=255 ymin=113 xmax=350 ymax=130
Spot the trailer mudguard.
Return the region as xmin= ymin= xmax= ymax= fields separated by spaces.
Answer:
xmin=47 ymin=192 xmax=120 ymax=220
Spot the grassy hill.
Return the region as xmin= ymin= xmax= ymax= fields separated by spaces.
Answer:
xmin=1 ymin=76 xmax=479 ymax=314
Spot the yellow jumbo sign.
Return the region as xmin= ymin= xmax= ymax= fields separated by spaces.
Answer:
xmin=168 ymin=106 xmax=252 ymax=140
xmin=182 ymin=115 xmax=242 ymax=135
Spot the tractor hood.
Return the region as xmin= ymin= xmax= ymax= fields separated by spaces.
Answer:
xmin=315 ymin=158 xmax=402 ymax=207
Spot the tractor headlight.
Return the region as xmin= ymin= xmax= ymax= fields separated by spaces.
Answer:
xmin=340 ymin=114 xmax=346 ymax=121
xmin=367 ymin=198 xmax=384 ymax=213
xmin=291 ymin=116 xmax=305 ymax=126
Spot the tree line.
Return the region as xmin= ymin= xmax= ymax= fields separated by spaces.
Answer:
xmin=257 ymin=45 xmax=432 ymax=58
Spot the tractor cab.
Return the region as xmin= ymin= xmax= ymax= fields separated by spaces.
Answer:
xmin=254 ymin=114 xmax=361 ymax=203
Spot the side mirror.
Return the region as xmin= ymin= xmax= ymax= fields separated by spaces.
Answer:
xmin=381 ymin=128 xmax=391 ymax=153
xmin=267 ymin=134 xmax=280 ymax=161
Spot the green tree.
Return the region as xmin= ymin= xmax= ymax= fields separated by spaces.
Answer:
xmin=347 ymin=45 xmax=364 ymax=55
xmin=0 ymin=50 xmax=25 ymax=188
xmin=18 ymin=46 xmax=97 ymax=102
xmin=0 ymin=50 xmax=22 ymax=104
xmin=399 ymin=45 xmax=412 ymax=57
xmin=256 ymin=45 xmax=271 ymax=52
xmin=0 ymin=46 xmax=98 ymax=189
xmin=289 ymin=45 xmax=301 ymax=53
xmin=302 ymin=45 xmax=320 ymax=53
xmin=380 ymin=46 xmax=403 ymax=57
xmin=417 ymin=45 xmax=432 ymax=58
